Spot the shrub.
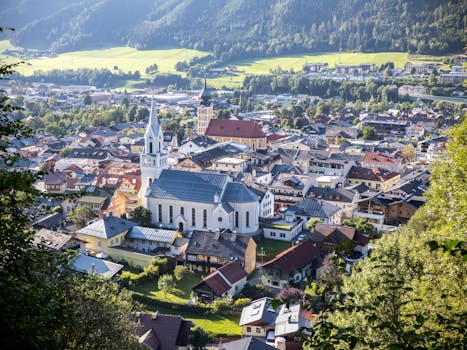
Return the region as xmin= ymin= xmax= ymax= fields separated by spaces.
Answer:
xmin=234 ymin=297 xmax=252 ymax=309
xmin=152 ymin=256 xmax=176 ymax=275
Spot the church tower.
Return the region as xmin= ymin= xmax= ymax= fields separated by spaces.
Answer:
xmin=197 ymin=79 xmax=213 ymax=135
xmin=140 ymin=98 xmax=168 ymax=207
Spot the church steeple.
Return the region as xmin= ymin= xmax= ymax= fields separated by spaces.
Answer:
xmin=199 ymin=78 xmax=211 ymax=107
xmin=140 ymin=97 xmax=168 ymax=207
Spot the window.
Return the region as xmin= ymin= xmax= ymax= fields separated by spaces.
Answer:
xmin=192 ymin=208 xmax=196 ymax=226
xmin=256 ymin=327 xmax=261 ymax=334
xmin=235 ymin=211 xmax=239 ymax=228
xmin=180 ymin=207 xmax=184 ymax=216
xmin=149 ymin=142 xmax=153 ymax=154
xmin=280 ymin=233 xmax=285 ymax=238
xmin=203 ymin=209 xmax=207 ymax=228
xmin=169 ymin=205 xmax=173 ymax=224
xmin=246 ymin=327 xmax=251 ymax=333
xmin=246 ymin=212 xmax=250 ymax=227
xmin=271 ymin=232 xmax=276 ymax=237
xmin=158 ymin=205 xmax=162 ymax=223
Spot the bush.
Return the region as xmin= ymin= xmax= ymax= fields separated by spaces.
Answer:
xmin=210 ymin=299 xmax=232 ymax=313
xmin=174 ymin=265 xmax=192 ymax=281
xmin=152 ymin=256 xmax=175 ymax=275
xmin=234 ymin=297 xmax=252 ymax=309
xmin=240 ymin=283 xmax=272 ymax=300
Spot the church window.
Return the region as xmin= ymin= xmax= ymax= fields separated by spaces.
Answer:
xmin=148 ymin=178 xmax=152 ymax=186
xmin=192 ymin=208 xmax=196 ymax=226
xmin=169 ymin=206 xmax=173 ymax=224
xmin=246 ymin=212 xmax=250 ymax=227
xmin=180 ymin=207 xmax=184 ymax=216
xmin=203 ymin=209 xmax=207 ymax=228
xmin=158 ymin=205 xmax=162 ymax=223
xmin=235 ymin=211 xmax=239 ymax=228
xmin=149 ymin=142 xmax=153 ymax=154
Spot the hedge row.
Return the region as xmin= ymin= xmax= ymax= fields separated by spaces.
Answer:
xmin=132 ymin=292 xmax=210 ymax=315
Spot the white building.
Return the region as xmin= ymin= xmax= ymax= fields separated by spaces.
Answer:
xmin=141 ymin=103 xmax=260 ymax=235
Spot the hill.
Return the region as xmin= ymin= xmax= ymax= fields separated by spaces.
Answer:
xmin=2 ymin=0 xmax=465 ymax=61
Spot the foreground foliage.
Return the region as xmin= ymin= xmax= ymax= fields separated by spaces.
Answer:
xmin=305 ymin=118 xmax=467 ymax=349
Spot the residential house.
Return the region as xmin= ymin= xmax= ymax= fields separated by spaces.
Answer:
xmin=325 ymin=127 xmax=358 ymax=145
xmin=361 ymin=152 xmax=405 ymax=173
xmin=219 ymin=337 xmax=277 ymax=350
xmin=185 ymin=230 xmax=256 ymax=274
xmin=101 ymin=175 xmax=141 ymax=218
xmin=263 ymin=212 xmax=304 ymax=241
xmin=346 ymin=166 xmax=400 ymax=191
xmin=75 ymin=215 xmax=136 ymax=255
xmin=33 ymin=228 xmax=81 ymax=252
xmin=70 ymin=253 xmax=124 ymax=279
xmin=43 ymin=172 xmax=69 ymax=193
xmin=205 ymin=119 xmax=267 ymax=151
xmin=239 ymin=297 xmax=277 ymax=338
xmin=178 ymin=135 xmax=217 ymax=155
xmin=31 ymin=212 xmax=66 ymax=231
xmin=354 ymin=194 xmax=425 ymax=231
xmin=306 ymin=186 xmax=358 ymax=219
xmin=311 ymin=223 xmax=369 ymax=260
xmin=136 ymin=312 xmax=192 ymax=350
xmin=65 ymin=148 xmax=111 ymax=167
xmin=76 ymin=186 xmax=115 ymax=218
xmin=124 ymin=226 xmax=186 ymax=257
xmin=248 ymin=186 xmax=275 ymax=218
xmin=285 ymin=198 xmax=342 ymax=225
xmin=261 ymin=240 xmax=320 ymax=288
xmin=274 ymin=303 xmax=313 ymax=340
xmin=192 ymin=261 xmax=248 ymax=303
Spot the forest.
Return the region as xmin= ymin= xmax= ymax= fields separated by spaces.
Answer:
xmin=3 ymin=0 xmax=465 ymax=63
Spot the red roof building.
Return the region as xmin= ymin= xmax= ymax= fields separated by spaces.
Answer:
xmin=205 ymin=119 xmax=267 ymax=150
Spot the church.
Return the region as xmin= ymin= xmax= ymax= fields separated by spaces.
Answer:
xmin=140 ymin=98 xmax=260 ymax=236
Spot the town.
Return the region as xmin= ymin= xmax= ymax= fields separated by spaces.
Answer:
xmin=4 ymin=55 xmax=466 ymax=350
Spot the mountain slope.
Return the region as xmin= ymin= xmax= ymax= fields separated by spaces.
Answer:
xmin=2 ymin=0 xmax=465 ymax=59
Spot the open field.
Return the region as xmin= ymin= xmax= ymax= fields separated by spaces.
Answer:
xmin=257 ymin=238 xmax=293 ymax=262
xmin=1 ymin=40 xmax=452 ymax=89
xmin=0 ymin=40 xmax=208 ymax=77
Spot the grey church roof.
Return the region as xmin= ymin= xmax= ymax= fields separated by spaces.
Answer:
xmin=147 ymin=169 xmax=231 ymax=203
xmin=222 ymin=182 xmax=260 ymax=203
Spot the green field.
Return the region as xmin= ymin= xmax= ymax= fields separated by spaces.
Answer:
xmin=0 ymin=40 xmax=209 ymax=77
xmin=257 ymin=238 xmax=293 ymax=262
xmin=0 ymin=40 xmax=451 ymax=89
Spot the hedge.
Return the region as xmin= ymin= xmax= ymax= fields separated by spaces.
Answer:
xmin=132 ymin=292 xmax=211 ymax=315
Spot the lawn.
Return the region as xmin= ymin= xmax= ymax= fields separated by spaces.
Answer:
xmin=256 ymin=238 xmax=293 ymax=262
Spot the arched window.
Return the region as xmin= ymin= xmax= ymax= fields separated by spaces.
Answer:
xmin=235 ymin=211 xmax=239 ymax=228
xmin=203 ymin=209 xmax=207 ymax=228
xmin=158 ymin=205 xmax=162 ymax=223
xmin=180 ymin=207 xmax=184 ymax=216
xmin=169 ymin=206 xmax=173 ymax=224
xmin=148 ymin=178 xmax=152 ymax=186
xmin=192 ymin=208 xmax=196 ymax=226
xmin=246 ymin=212 xmax=250 ymax=227
xmin=149 ymin=142 xmax=153 ymax=154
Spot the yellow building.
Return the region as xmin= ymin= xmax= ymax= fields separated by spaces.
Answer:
xmin=205 ymin=119 xmax=267 ymax=151
xmin=346 ymin=166 xmax=400 ymax=191
xmin=75 ymin=216 xmax=136 ymax=254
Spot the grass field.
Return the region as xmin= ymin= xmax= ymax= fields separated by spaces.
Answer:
xmin=0 ymin=40 xmax=209 ymax=77
xmin=1 ymin=40 xmax=452 ymax=89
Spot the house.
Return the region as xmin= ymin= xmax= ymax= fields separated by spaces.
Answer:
xmin=219 ymin=337 xmax=277 ymax=350
xmin=306 ymin=186 xmax=358 ymax=219
xmin=354 ymin=194 xmax=425 ymax=231
xmin=185 ymin=230 xmax=256 ymax=274
xmin=178 ymin=135 xmax=217 ymax=155
xmin=205 ymin=119 xmax=267 ymax=151
xmin=43 ymin=171 xmax=69 ymax=193
xmin=101 ymin=175 xmax=141 ymax=219
xmin=124 ymin=226 xmax=182 ymax=256
xmin=31 ymin=212 xmax=66 ymax=231
xmin=75 ymin=215 xmax=136 ymax=255
xmin=247 ymin=186 xmax=275 ymax=218
xmin=136 ymin=312 xmax=192 ymax=350
xmin=70 ymin=253 xmax=124 ymax=279
xmin=325 ymin=127 xmax=358 ymax=145
xmin=274 ymin=303 xmax=313 ymax=339
xmin=263 ymin=212 xmax=304 ymax=242
xmin=346 ymin=166 xmax=400 ymax=191
xmin=33 ymin=228 xmax=81 ymax=252
xmin=76 ymin=186 xmax=115 ymax=217
xmin=311 ymin=223 xmax=369 ymax=259
xmin=285 ymin=198 xmax=342 ymax=225
xmin=261 ymin=240 xmax=320 ymax=288
xmin=65 ymin=148 xmax=111 ymax=167
xmin=361 ymin=152 xmax=405 ymax=173
xmin=239 ymin=297 xmax=277 ymax=338
xmin=192 ymin=261 xmax=248 ymax=303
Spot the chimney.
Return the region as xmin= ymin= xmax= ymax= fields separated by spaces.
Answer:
xmin=230 ymin=231 xmax=237 ymax=242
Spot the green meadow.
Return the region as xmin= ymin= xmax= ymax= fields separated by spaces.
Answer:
xmin=0 ymin=40 xmax=451 ymax=89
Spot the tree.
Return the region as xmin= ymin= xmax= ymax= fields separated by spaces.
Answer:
xmin=69 ymin=206 xmax=95 ymax=227
xmin=362 ymin=126 xmax=377 ymax=140
xmin=131 ymin=206 xmax=151 ymax=226
xmin=403 ymin=143 xmax=416 ymax=162
xmin=83 ymin=94 xmax=92 ymax=105
xmin=189 ymin=326 xmax=210 ymax=350
xmin=342 ymin=217 xmax=378 ymax=239
xmin=174 ymin=265 xmax=192 ymax=281
xmin=276 ymin=287 xmax=305 ymax=304
xmin=307 ymin=218 xmax=322 ymax=231
xmin=157 ymin=274 xmax=175 ymax=297
xmin=0 ymin=33 xmax=142 ymax=349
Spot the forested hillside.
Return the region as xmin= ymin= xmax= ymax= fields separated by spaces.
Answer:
xmin=2 ymin=0 xmax=465 ymax=61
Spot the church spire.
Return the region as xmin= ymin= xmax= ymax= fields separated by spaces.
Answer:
xmin=199 ymin=78 xmax=211 ymax=106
